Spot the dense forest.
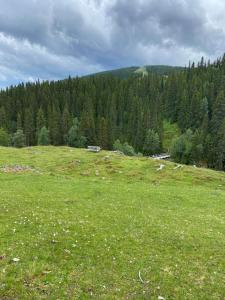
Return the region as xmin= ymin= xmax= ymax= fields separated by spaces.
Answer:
xmin=1 ymin=55 xmax=225 ymax=170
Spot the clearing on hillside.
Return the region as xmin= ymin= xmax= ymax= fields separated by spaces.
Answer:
xmin=0 ymin=146 xmax=225 ymax=299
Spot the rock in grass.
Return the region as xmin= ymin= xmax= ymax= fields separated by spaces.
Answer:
xmin=157 ymin=164 xmax=165 ymax=171
xmin=12 ymin=257 xmax=20 ymax=262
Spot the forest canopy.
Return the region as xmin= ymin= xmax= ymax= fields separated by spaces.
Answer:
xmin=1 ymin=55 xmax=225 ymax=170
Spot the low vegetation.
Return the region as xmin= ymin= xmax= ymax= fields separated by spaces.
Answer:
xmin=1 ymin=146 xmax=225 ymax=299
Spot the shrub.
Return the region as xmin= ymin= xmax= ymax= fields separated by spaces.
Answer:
xmin=113 ymin=139 xmax=136 ymax=156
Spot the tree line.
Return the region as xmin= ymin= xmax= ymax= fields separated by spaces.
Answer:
xmin=0 ymin=74 xmax=163 ymax=155
xmin=1 ymin=54 xmax=225 ymax=170
xmin=164 ymin=55 xmax=225 ymax=171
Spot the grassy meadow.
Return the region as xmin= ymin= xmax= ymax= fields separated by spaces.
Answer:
xmin=0 ymin=146 xmax=225 ymax=299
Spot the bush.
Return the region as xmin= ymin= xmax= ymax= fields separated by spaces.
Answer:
xmin=0 ymin=128 xmax=9 ymax=146
xmin=113 ymin=139 xmax=124 ymax=152
xmin=113 ymin=139 xmax=136 ymax=156
xmin=122 ymin=142 xmax=136 ymax=156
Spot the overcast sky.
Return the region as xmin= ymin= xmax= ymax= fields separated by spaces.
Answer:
xmin=0 ymin=0 xmax=225 ymax=87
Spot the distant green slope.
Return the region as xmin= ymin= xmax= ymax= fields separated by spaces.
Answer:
xmin=86 ymin=65 xmax=184 ymax=79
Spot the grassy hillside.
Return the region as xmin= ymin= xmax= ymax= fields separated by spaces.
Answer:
xmin=86 ymin=65 xmax=184 ymax=79
xmin=1 ymin=147 xmax=225 ymax=299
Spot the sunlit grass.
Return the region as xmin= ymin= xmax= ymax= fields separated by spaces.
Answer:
xmin=0 ymin=146 xmax=225 ymax=299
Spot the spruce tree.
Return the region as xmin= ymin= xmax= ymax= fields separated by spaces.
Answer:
xmin=24 ymin=108 xmax=35 ymax=146
xmin=68 ymin=118 xmax=86 ymax=148
xmin=49 ymin=106 xmax=62 ymax=145
xmin=12 ymin=130 xmax=25 ymax=148
xmin=62 ymin=105 xmax=72 ymax=144
xmin=143 ymin=129 xmax=160 ymax=155
xmin=0 ymin=107 xmax=7 ymax=130
xmin=17 ymin=113 xmax=22 ymax=130
xmin=80 ymin=104 xmax=96 ymax=145
xmin=214 ymin=119 xmax=225 ymax=170
xmin=36 ymin=108 xmax=46 ymax=133
xmin=38 ymin=126 xmax=50 ymax=146
xmin=98 ymin=117 xmax=108 ymax=149
xmin=0 ymin=128 xmax=9 ymax=146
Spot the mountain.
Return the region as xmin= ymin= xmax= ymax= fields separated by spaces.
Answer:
xmin=86 ymin=65 xmax=184 ymax=79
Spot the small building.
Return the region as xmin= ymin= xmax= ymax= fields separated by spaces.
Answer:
xmin=87 ymin=146 xmax=101 ymax=153
xmin=151 ymin=153 xmax=171 ymax=160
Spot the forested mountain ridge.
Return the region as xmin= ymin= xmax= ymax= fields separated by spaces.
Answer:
xmin=85 ymin=65 xmax=184 ymax=79
xmin=1 ymin=56 xmax=225 ymax=170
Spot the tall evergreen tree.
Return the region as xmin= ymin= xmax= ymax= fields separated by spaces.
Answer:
xmin=13 ymin=129 xmax=25 ymax=148
xmin=143 ymin=129 xmax=160 ymax=155
xmin=24 ymin=108 xmax=35 ymax=146
xmin=62 ymin=105 xmax=72 ymax=144
xmin=98 ymin=117 xmax=108 ymax=149
xmin=0 ymin=128 xmax=9 ymax=146
xmin=36 ymin=108 xmax=46 ymax=133
xmin=68 ymin=118 xmax=86 ymax=148
xmin=0 ymin=107 xmax=7 ymax=130
xmin=49 ymin=106 xmax=62 ymax=145
xmin=38 ymin=126 xmax=50 ymax=146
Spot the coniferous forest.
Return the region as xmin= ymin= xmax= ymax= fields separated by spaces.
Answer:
xmin=1 ymin=55 xmax=225 ymax=171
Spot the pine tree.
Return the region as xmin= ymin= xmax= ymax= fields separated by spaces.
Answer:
xmin=49 ymin=106 xmax=62 ymax=145
xmin=0 ymin=128 xmax=9 ymax=146
xmin=211 ymin=91 xmax=225 ymax=135
xmin=68 ymin=118 xmax=86 ymax=148
xmin=178 ymin=90 xmax=190 ymax=131
xmin=80 ymin=100 xmax=96 ymax=145
xmin=0 ymin=107 xmax=7 ymax=130
xmin=214 ymin=119 xmax=225 ymax=170
xmin=36 ymin=108 xmax=46 ymax=133
xmin=143 ymin=129 xmax=160 ymax=155
xmin=38 ymin=126 xmax=50 ymax=145
xmin=12 ymin=129 xmax=25 ymax=148
xmin=62 ymin=105 xmax=72 ymax=144
xmin=17 ymin=113 xmax=22 ymax=130
xmin=24 ymin=108 xmax=35 ymax=146
xmin=98 ymin=117 xmax=108 ymax=149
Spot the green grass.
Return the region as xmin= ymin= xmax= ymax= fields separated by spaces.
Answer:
xmin=1 ymin=146 xmax=225 ymax=299
xmin=163 ymin=121 xmax=180 ymax=151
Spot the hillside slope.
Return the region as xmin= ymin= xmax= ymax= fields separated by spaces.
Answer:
xmin=86 ymin=65 xmax=184 ymax=79
xmin=1 ymin=147 xmax=225 ymax=299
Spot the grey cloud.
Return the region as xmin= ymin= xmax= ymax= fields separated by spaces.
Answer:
xmin=109 ymin=0 xmax=224 ymax=54
xmin=0 ymin=0 xmax=225 ymax=87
